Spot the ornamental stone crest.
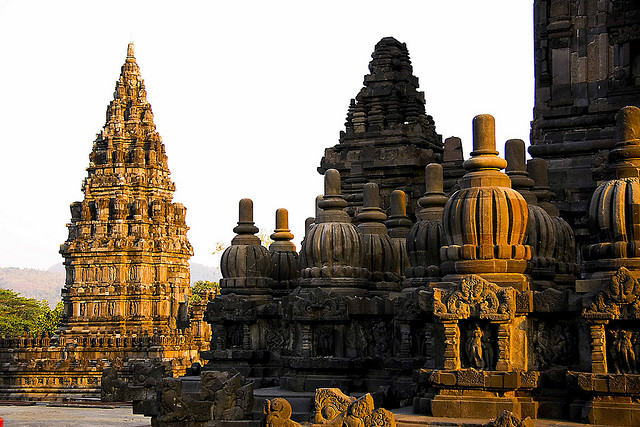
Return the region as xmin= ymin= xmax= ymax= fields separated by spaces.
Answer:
xmin=584 ymin=267 xmax=640 ymax=320
xmin=433 ymin=275 xmax=515 ymax=320
xmin=285 ymin=288 xmax=348 ymax=321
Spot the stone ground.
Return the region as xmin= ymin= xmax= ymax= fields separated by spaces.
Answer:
xmin=0 ymin=403 xmax=148 ymax=426
xmin=0 ymin=403 xmax=597 ymax=427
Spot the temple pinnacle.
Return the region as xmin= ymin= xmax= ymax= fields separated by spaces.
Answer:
xmin=126 ymin=42 xmax=135 ymax=62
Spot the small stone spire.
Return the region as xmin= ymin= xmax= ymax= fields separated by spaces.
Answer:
xmin=506 ymin=140 xmax=556 ymax=284
xmin=386 ymin=190 xmax=412 ymax=239
xmin=386 ymin=190 xmax=411 ymax=279
xmin=270 ymin=208 xmax=295 ymax=252
xmin=269 ymin=208 xmax=299 ymax=294
xmin=357 ymin=183 xmax=399 ymax=291
xmin=126 ymin=43 xmax=135 ymax=62
xmin=357 ymin=183 xmax=388 ymax=231
xmin=232 ymin=199 xmax=260 ymax=245
xmin=505 ymin=139 xmax=536 ymax=205
xmin=527 ymin=158 xmax=558 ymax=216
xmin=417 ymin=163 xmax=448 ymax=221
xmin=406 ymin=164 xmax=447 ymax=284
xmin=317 ymin=170 xmax=350 ymax=223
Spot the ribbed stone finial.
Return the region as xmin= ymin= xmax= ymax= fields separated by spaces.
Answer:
xmin=386 ymin=190 xmax=411 ymax=277
xmin=231 ymin=199 xmax=260 ymax=245
xmin=441 ymin=115 xmax=530 ymax=289
xmin=357 ymin=183 xmax=398 ymax=289
xmin=586 ymin=106 xmax=640 ymax=272
xmin=221 ymin=198 xmax=272 ymax=293
xmin=299 ymin=170 xmax=366 ymax=292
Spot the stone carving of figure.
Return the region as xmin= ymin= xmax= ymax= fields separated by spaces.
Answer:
xmin=466 ymin=325 xmax=494 ymax=370
xmin=612 ymin=329 xmax=637 ymax=374
xmin=467 ymin=327 xmax=485 ymax=369
xmin=317 ymin=328 xmax=335 ymax=357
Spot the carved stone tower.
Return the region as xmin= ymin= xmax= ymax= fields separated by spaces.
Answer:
xmin=59 ymin=43 xmax=193 ymax=336
xmin=319 ymin=37 xmax=442 ymax=218
xmin=530 ymin=0 xmax=640 ymax=244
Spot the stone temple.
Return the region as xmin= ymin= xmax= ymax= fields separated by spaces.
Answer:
xmin=0 ymin=44 xmax=211 ymax=400
xmin=2 ymin=2 xmax=640 ymax=426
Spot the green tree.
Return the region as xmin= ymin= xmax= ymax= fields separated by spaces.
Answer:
xmin=0 ymin=289 xmax=63 ymax=336
xmin=190 ymin=280 xmax=220 ymax=304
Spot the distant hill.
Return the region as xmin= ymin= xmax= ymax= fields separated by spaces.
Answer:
xmin=0 ymin=263 xmax=219 ymax=309
xmin=0 ymin=267 xmax=64 ymax=308
xmin=190 ymin=263 xmax=220 ymax=283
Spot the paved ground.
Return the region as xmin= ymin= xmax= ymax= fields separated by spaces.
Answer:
xmin=0 ymin=403 xmax=597 ymax=427
xmin=0 ymin=403 xmax=149 ymax=427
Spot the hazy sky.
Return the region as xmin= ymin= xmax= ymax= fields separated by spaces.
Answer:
xmin=0 ymin=1 xmax=534 ymax=276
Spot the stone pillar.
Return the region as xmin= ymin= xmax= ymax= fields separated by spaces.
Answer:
xmin=589 ymin=322 xmax=608 ymax=374
xmin=441 ymin=321 xmax=460 ymax=370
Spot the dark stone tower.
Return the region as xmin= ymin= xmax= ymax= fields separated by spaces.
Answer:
xmin=319 ymin=37 xmax=442 ymax=219
xmin=530 ymin=0 xmax=640 ymax=244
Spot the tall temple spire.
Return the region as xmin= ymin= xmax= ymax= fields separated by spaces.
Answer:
xmin=60 ymin=44 xmax=192 ymax=336
xmin=319 ymin=37 xmax=442 ymax=219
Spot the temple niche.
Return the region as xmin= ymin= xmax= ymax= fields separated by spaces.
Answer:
xmin=0 ymin=44 xmax=210 ymax=401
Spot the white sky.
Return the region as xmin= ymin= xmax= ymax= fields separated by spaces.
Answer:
xmin=0 ymin=1 xmax=534 ymax=275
